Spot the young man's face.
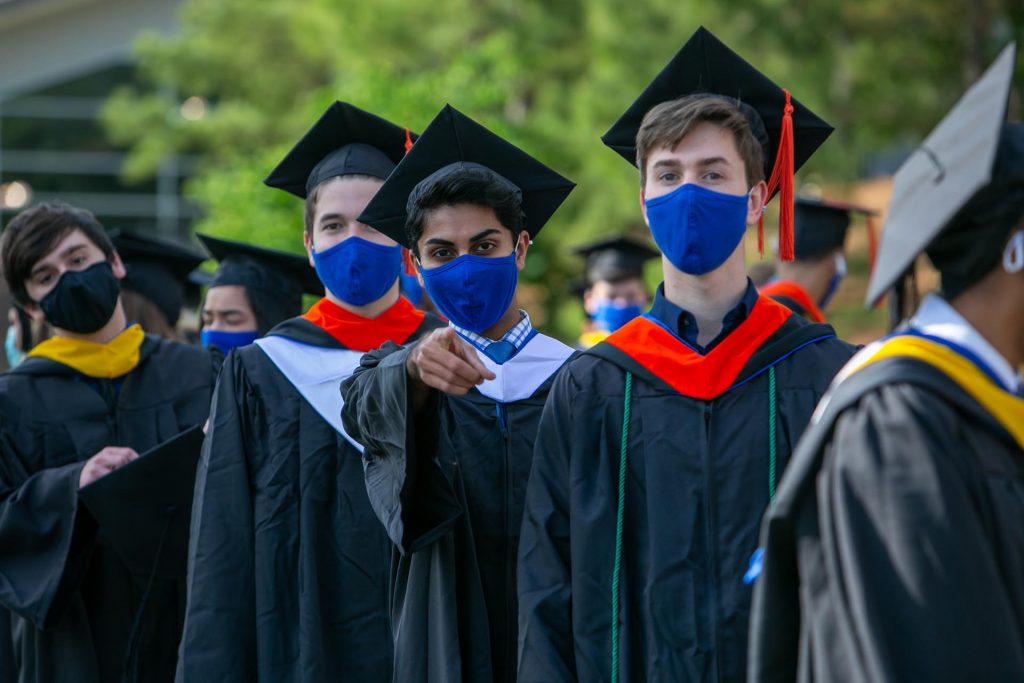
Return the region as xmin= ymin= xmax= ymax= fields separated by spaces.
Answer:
xmin=415 ymin=203 xmax=529 ymax=279
xmin=583 ymin=277 xmax=650 ymax=316
xmin=22 ymin=228 xmax=125 ymax=320
xmin=303 ymin=176 xmax=395 ymax=265
xmin=642 ymin=121 xmax=765 ymax=227
xmin=201 ymin=285 xmax=258 ymax=333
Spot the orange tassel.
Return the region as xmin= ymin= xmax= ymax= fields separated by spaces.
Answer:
xmin=865 ymin=215 xmax=878 ymax=273
xmin=404 ymin=128 xmax=413 ymax=155
xmin=765 ymin=89 xmax=795 ymax=261
xmin=402 ymin=247 xmax=417 ymax=276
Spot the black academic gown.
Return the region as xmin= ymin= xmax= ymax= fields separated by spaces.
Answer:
xmin=517 ymin=302 xmax=856 ymax=683
xmin=341 ymin=334 xmax=576 ymax=683
xmin=176 ymin=314 xmax=441 ymax=683
xmin=748 ymin=355 xmax=1024 ymax=683
xmin=0 ymin=335 xmax=217 ymax=683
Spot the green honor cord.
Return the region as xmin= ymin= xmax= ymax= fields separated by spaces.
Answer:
xmin=611 ymin=367 xmax=779 ymax=680
xmin=768 ymin=365 xmax=777 ymax=503
xmin=611 ymin=371 xmax=632 ymax=683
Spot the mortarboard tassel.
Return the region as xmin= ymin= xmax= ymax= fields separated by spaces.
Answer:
xmin=404 ymin=128 xmax=414 ymax=155
xmin=765 ymin=89 xmax=796 ymax=261
xmin=866 ymin=214 xmax=885 ymax=308
xmin=865 ymin=214 xmax=878 ymax=273
xmin=402 ymin=247 xmax=417 ymax=275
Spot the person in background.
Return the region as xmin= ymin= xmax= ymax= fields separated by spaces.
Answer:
xmin=196 ymin=233 xmax=322 ymax=355
xmin=5 ymin=305 xmax=32 ymax=368
xmin=573 ymin=235 xmax=658 ymax=348
xmin=759 ymin=197 xmax=877 ymax=323
xmin=749 ymin=44 xmax=1024 ymax=683
xmin=109 ymin=230 xmax=207 ymax=340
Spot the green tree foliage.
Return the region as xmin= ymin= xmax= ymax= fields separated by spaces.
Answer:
xmin=102 ymin=0 xmax=1023 ymax=340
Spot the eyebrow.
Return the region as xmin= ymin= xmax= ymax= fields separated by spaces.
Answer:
xmin=470 ymin=228 xmax=501 ymax=242
xmin=651 ymin=156 xmax=732 ymax=170
xmin=318 ymin=212 xmax=350 ymax=225
xmin=423 ymin=237 xmax=456 ymax=247
xmin=29 ymin=244 xmax=87 ymax=278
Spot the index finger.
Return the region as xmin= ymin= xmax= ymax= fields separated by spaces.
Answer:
xmin=451 ymin=337 xmax=496 ymax=381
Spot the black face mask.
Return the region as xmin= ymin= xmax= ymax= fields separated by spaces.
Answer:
xmin=39 ymin=261 xmax=122 ymax=333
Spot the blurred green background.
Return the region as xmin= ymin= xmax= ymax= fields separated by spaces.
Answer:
xmin=95 ymin=0 xmax=1024 ymax=343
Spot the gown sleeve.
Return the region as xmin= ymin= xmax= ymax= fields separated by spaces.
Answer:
xmin=815 ymin=383 xmax=1024 ymax=682
xmin=175 ymin=353 xmax=256 ymax=683
xmin=516 ymin=365 xmax=578 ymax=682
xmin=340 ymin=342 xmax=462 ymax=555
xmin=0 ymin=423 xmax=96 ymax=630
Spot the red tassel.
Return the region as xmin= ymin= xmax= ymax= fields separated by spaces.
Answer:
xmin=757 ymin=213 xmax=765 ymax=257
xmin=765 ymin=89 xmax=795 ymax=261
xmin=402 ymin=247 xmax=417 ymax=275
xmin=404 ymin=128 xmax=413 ymax=155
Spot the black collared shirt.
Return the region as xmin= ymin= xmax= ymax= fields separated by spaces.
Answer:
xmin=648 ymin=278 xmax=760 ymax=354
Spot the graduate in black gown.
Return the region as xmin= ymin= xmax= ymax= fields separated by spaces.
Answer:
xmin=749 ymin=44 xmax=1024 ymax=683
xmin=516 ymin=28 xmax=857 ymax=683
xmin=573 ymin=236 xmax=658 ymax=349
xmin=759 ymin=197 xmax=877 ymax=323
xmin=175 ymin=102 xmax=442 ymax=683
xmin=340 ymin=104 xmax=576 ymax=683
xmin=195 ymin=233 xmax=323 ymax=355
xmin=0 ymin=202 xmax=217 ymax=683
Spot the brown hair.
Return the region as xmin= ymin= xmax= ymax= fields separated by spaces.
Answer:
xmin=120 ymin=289 xmax=181 ymax=340
xmin=636 ymin=95 xmax=764 ymax=188
xmin=1 ymin=202 xmax=115 ymax=305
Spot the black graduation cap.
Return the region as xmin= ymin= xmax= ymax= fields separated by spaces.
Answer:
xmin=601 ymin=26 xmax=833 ymax=260
xmin=78 ymin=425 xmax=205 ymax=579
xmin=263 ymin=101 xmax=417 ymax=198
xmin=574 ymin=235 xmax=660 ymax=284
xmin=793 ymin=197 xmax=878 ymax=262
xmin=109 ymin=230 xmax=208 ymax=327
xmin=196 ymin=234 xmax=323 ymax=334
xmin=866 ymin=42 xmax=1019 ymax=307
xmin=357 ymin=104 xmax=576 ymax=248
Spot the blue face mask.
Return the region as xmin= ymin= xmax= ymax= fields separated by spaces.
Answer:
xmin=592 ymin=301 xmax=643 ymax=333
xmin=644 ymin=183 xmax=749 ymax=275
xmin=200 ymin=329 xmax=259 ymax=353
xmin=818 ymin=253 xmax=847 ymax=310
xmin=5 ymin=326 xmax=25 ymax=368
xmin=312 ymin=237 xmax=402 ymax=306
xmin=420 ymin=251 xmax=518 ymax=334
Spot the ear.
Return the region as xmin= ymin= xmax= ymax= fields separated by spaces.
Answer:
xmin=303 ymin=230 xmax=315 ymax=269
xmin=746 ymin=179 xmax=769 ymax=227
xmin=514 ymin=231 xmax=530 ymax=271
xmin=110 ymin=251 xmax=127 ymax=279
xmin=639 ymin=188 xmax=649 ymax=228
